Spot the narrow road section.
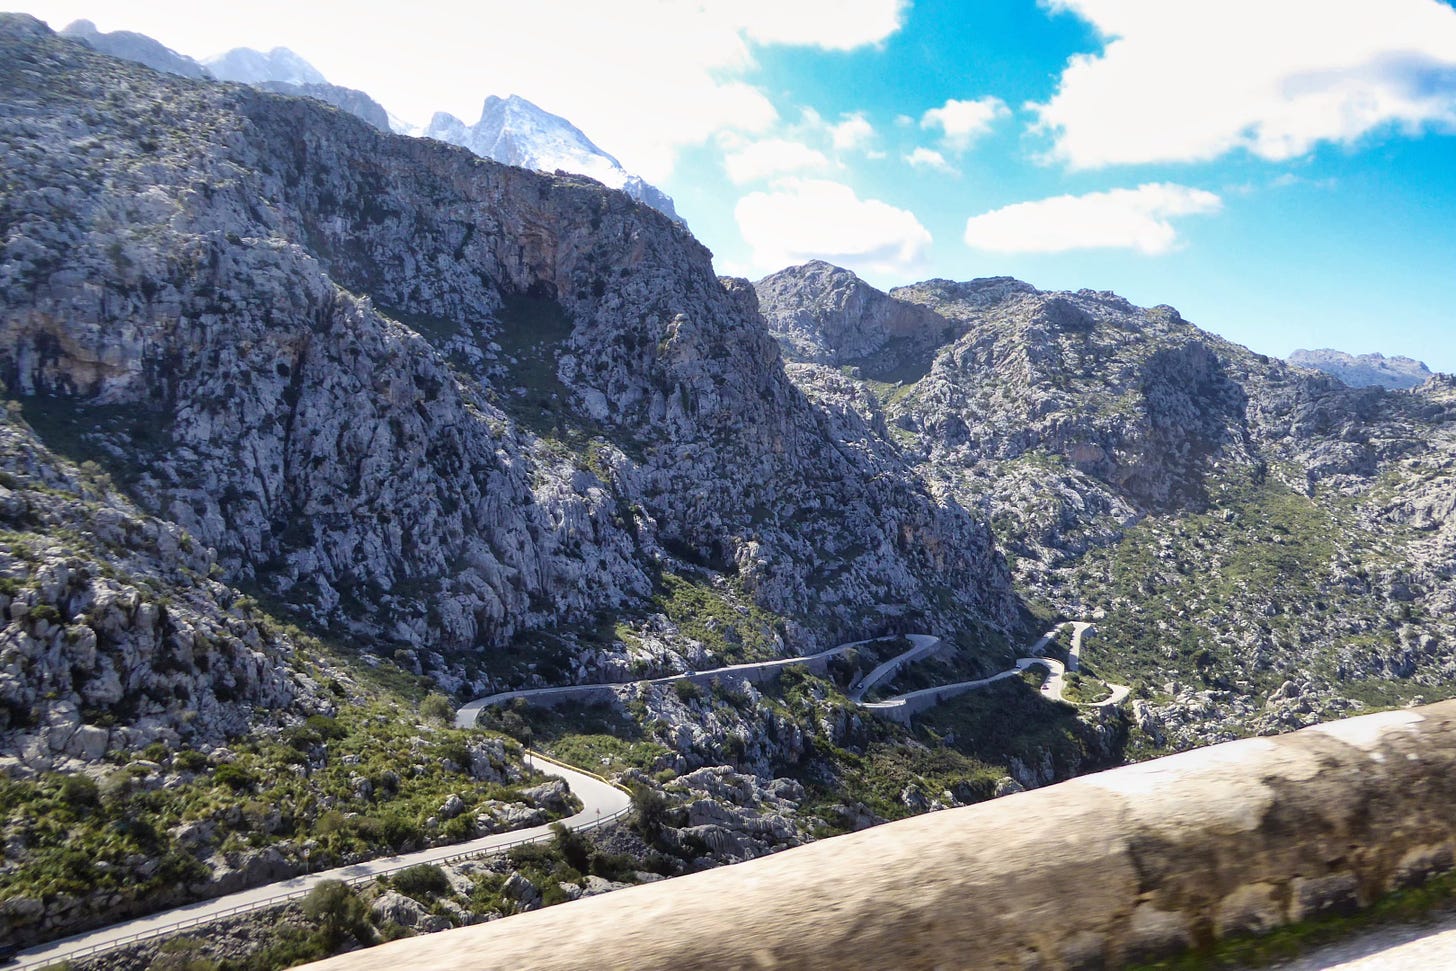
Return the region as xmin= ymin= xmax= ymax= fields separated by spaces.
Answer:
xmin=15 ymin=623 xmax=1122 ymax=969
xmin=11 ymin=755 xmax=630 ymax=971
xmin=862 ymin=623 xmax=1129 ymax=720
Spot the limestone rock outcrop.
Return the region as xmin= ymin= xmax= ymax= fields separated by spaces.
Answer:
xmin=757 ymin=262 xmax=1456 ymax=747
xmin=0 ymin=16 xmax=1018 ymax=695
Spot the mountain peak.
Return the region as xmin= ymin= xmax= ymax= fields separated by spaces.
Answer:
xmin=1288 ymin=348 xmax=1433 ymax=389
xmin=61 ymin=17 xmax=210 ymax=79
xmin=425 ymin=94 xmax=682 ymax=226
xmin=756 ymin=261 xmax=954 ymax=371
xmin=204 ymin=45 xmax=328 ymax=86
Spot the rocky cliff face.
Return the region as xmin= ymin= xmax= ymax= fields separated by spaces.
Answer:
xmin=755 ymin=261 xmax=955 ymax=375
xmin=0 ymin=395 xmax=331 ymax=776
xmin=252 ymin=79 xmax=391 ymax=132
xmin=758 ymin=263 xmax=1456 ymax=749
xmin=0 ymin=16 xmax=1017 ymax=697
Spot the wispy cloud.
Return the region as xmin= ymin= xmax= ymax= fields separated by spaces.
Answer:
xmin=921 ymin=96 xmax=1010 ymax=151
xmin=904 ymin=147 xmax=957 ymax=173
xmin=963 ymin=183 xmax=1222 ymax=254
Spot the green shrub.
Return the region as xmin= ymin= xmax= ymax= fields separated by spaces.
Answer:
xmin=213 ymin=763 xmax=254 ymax=792
xmin=58 ymin=774 xmax=99 ymax=808
xmin=421 ymin=693 xmax=455 ymax=725
xmin=391 ymin=863 xmax=450 ymax=901
xmin=174 ymin=749 xmax=207 ymax=773
xmin=305 ymin=714 xmax=347 ymax=740
xmin=507 ymin=840 xmax=558 ymax=870
xmin=301 ymin=879 xmax=372 ymax=949
xmin=29 ymin=603 xmax=62 ymax=624
xmin=551 ymin=822 xmax=590 ymax=873
xmin=630 ymin=785 xmax=668 ymax=839
xmin=150 ymin=935 xmax=220 ymax=971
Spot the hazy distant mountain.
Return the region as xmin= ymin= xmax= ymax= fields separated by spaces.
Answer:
xmin=252 ymin=79 xmax=389 ymax=131
xmin=1288 ymin=349 xmax=1434 ymax=389
xmin=204 ymin=46 xmax=327 ymax=86
xmin=203 ymin=46 xmax=390 ymax=132
xmin=60 ymin=19 xmax=210 ymax=79
xmin=425 ymin=94 xmax=684 ymax=225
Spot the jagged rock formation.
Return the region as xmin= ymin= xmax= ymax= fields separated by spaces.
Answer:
xmin=59 ymin=19 xmax=211 ymax=79
xmin=0 ymin=16 xmax=1017 ymax=698
xmin=754 ymin=260 xmax=954 ymax=376
xmin=425 ymin=94 xmax=684 ymax=225
xmin=758 ymin=263 xmax=1456 ymax=750
xmin=252 ymin=79 xmax=390 ymax=132
xmin=0 ymin=404 xmax=330 ymax=776
xmin=1289 ymin=348 xmax=1434 ymax=389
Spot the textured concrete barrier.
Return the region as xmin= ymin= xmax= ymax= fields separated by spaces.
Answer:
xmin=304 ymin=701 xmax=1456 ymax=971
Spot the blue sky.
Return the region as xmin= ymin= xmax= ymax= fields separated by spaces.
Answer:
xmin=16 ymin=0 xmax=1456 ymax=371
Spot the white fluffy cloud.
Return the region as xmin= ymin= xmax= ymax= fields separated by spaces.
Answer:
xmin=904 ymin=147 xmax=956 ymax=173
xmin=1035 ymin=0 xmax=1456 ymax=168
xmin=724 ymin=139 xmax=833 ymax=184
xmin=962 ymin=183 xmax=1222 ymax=255
xmin=20 ymin=0 xmax=909 ymax=181
xmin=735 ymin=0 xmax=909 ymax=50
xmin=921 ymin=97 xmax=1010 ymax=151
xmin=828 ymin=112 xmax=876 ymax=152
xmin=736 ymin=178 xmax=932 ymax=279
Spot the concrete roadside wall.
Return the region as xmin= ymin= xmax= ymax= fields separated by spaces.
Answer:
xmin=304 ymin=701 xmax=1456 ymax=971
xmin=864 ymin=669 xmax=1020 ymax=724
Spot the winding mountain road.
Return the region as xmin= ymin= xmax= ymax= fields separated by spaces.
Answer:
xmin=14 ymin=623 xmax=1124 ymax=969
xmin=455 ymin=634 xmax=939 ymax=728
xmin=457 ymin=624 xmax=1128 ymax=729
xmin=9 ymin=754 xmax=630 ymax=971
xmin=862 ymin=622 xmax=1130 ymax=720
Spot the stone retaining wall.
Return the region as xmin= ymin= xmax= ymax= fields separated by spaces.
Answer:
xmin=303 ymin=701 xmax=1456 ymax=971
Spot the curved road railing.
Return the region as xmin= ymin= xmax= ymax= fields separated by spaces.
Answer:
xmin=10 ymin=753 xmax=632 ymax=971
xmin=459 ymin=625 xmax=1126 ymax=730
xmin=860 ymin=623 xmax=1130 ymax=720
xmin=453 ymin=634 xmax=916 ymax=730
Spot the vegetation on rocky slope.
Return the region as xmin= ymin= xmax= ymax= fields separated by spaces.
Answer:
xmin=757 ymin=262 xmax=1455 ymax=754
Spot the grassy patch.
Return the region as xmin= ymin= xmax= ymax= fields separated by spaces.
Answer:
xmin=1061 ymin=672 xmax=1113 ymax=704
xmin=917 ymin=677 xmax=1122 ymax=773
xmin=1071 ymin=470 xmax=1367 ymax=691
xmin=652 ymin=571 xmax=787 ymax=665
xmin=482 ymin=701 xmax=673 ymax=774
xmin=0 ymin=700 xmax=554 ymax=908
